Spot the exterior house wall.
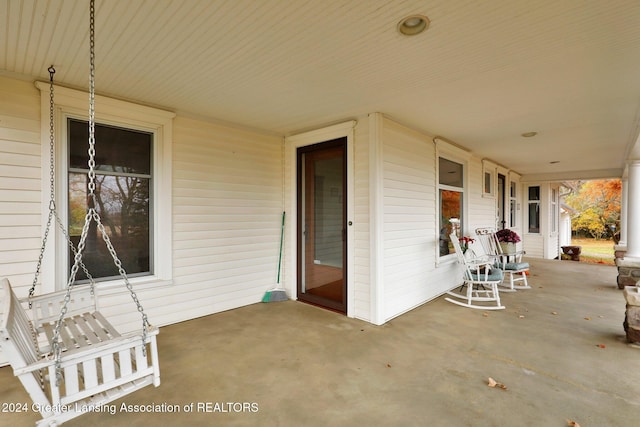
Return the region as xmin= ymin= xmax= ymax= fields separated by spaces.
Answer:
xmin=375 ymin=116 xmax=497 ymax=322
xmin=166 ymin=117 xmax=283 ymax=321
xmin=523 ymin=182 xmax=560 ymax=259
xmin=468 ymin=159 xmax=502 ymax=233
xmin=379 ymin=117 xmax=436 ymax=321
xmin=283 ymin=119 xmax=371 ymax=321
xmin=0 ymin=77 xmax=42 ymax=290
xmin=546 ymin=183 xmax=561 ymax=259
xmin=353 ymin=118 xmax=371 ymax=321
xmin=0 ymin=73 xmax=556 ymax=366
xmin=94 ymin=117 xmax=283 ymax=330
xmin=0 ymin=76 xmax=284 ymax=364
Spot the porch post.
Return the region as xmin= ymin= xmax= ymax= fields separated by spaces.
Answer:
xmin=624 ymin=161 xmax=640 ymax=260
xmin=619 ymin=177 xmax=628 ymax=247
xmin=621 ymin=160 xmax=640 ymax=343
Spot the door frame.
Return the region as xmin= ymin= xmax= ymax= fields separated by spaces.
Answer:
xmin=497 ymin=173 xmax=506 ymax=230
xmin=297 ymin=139 xmax=347 ymax=313
xmin=286 ymin=121 xmax=356 ymax=317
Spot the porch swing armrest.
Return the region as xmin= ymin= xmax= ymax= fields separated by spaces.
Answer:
xmin=13 ymin=327 xmax=159 ymax=376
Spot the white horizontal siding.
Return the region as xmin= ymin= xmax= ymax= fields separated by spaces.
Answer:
xmin=169 ymin=116 xmax=282 ymax=324
xmin=0 ymin=77 xmax=42 ymax=366
xmin=379 ymin=118 xmax=439 ymax=321
xmin=353 ymin=118 xmax=370 ymax=321
xmin=467 ymin=156 xmax=497 ymax=234
xmin=0 ymin=77 xmax=42 ymax=288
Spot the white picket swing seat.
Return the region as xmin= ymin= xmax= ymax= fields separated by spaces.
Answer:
xmin=474 ymin=227 xmax=531 ymax=291
xmin=445 ymin=232 xmax=505 ymax=310
xmin=0 ymin=3 xmax=160 ymax=425
xmin=1 ymin=278 xmax=160 ymax=427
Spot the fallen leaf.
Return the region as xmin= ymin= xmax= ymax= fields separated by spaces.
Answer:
xmin=386 ymin=363 xmax=391 ymax=368
xmin=567 ymin=419 xmax=581 ymax=427
xmin=597 ymin=344 xmax=606 ymax=349
xmin=518 ymin=315 xmax=525 ymax=319
xmin=584 ymin=317 xmax=591 ymax=321
xmin=551 ymin=311 xmax=558 ymax=315
xmin=487 ymin=377 xmax=507 ymax=390
xmin=482 ymin=312 xmax=489 ymax=317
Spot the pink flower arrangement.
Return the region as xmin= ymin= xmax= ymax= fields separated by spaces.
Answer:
xmin=495 ymin=228 xmax=521 ymax=243
xmin=459 ymin=236 xmax=475 ymax=253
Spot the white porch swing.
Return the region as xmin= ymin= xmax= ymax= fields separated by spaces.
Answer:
xmin=0 ymin=2 xmax=160 ymax=425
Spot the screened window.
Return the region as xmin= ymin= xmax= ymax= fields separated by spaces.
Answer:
xmin=68 ymin=118 xmax=153 ymax=281
xmin=528 ymin=186 xmax=540 ymax=233
xmin=439 ymin=157 xmax=464 ymax=256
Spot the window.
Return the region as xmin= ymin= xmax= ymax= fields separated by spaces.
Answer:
xmin=438 ymin=157 xmax=464 ymax=256
xmin=528 ymin=186 xmax=540 ymax=233
xmin=551 ymin=188 xmax=557 ymax=233
xmin=68 ymin=119 xmax=153 ymax=281
xmin=509 ymin=181 xmax=517 ymax=227
xmin=36 ymin=82 xmax=174 ymax=291
xmin=482 ymin=161 xmax=495 ymax=197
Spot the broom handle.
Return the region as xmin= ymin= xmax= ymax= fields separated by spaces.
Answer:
xmin=276 ymin=212 xmax=285 ymax=284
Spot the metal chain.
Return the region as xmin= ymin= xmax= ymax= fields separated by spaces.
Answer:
xmin=52 ymin=0 xmax=149 ymax=385
xmin=28 ymin=67 xmax=57 ymax=307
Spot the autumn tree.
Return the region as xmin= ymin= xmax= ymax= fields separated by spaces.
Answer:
xmin=565 ymin=179 xmax=621 ymax=240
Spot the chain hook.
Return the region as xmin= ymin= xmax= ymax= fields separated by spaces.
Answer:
xmin=48 ymin=66 xmax=55 ymax=82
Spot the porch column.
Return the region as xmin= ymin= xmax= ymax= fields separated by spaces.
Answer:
xmin=621 ymin=160 xmax=640 ymax=343
xmin=619 ymin=178 xmax=628 ymax=247
xmin=625 ymin=160 xmax=640 ymax=259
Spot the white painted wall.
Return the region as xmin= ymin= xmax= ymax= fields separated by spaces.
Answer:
xmin=374 ymin=116 xmax=498 ymax=322
xmin=0 ymin=73 xmax=558 ymax=371
xmin=0 ymin=76 xmax=284 ymax=366
xmin=0 ymin=77 xmax=42 ymax=290
xmin=379 ymin=117 xmax=436 ymax=321
xmin=522 ymin=182 xmax=560 ymax=259
xmin=353 ymin=118 xmax=371 ymax=322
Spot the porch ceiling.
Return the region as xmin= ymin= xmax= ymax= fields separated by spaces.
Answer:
xmin=3 ymin=0 xmax=640 ymax=179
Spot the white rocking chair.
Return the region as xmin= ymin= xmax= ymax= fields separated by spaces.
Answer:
xmin=0 ymin=278 xmax=160 ymax=426
xmin=445 ymin=233 xmax=505 ymax=310
xmin=475 ymin=228 xmax=531 ymax=291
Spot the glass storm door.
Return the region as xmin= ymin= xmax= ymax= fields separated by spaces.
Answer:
xmin=297 ymin=138 xmax=347 ymax=314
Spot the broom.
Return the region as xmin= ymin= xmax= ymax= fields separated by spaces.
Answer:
xmin=262 ymin=211 xmax=288 ymax=302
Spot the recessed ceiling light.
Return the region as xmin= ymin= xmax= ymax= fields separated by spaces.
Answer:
xmin=398 ymin=15 xmax=430 ymax=36
xmin=521 ymin=131 xmax=537 ymax=138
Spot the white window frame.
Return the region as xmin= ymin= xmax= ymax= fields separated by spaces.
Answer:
xmin=482 ymin=160 xmax=496 ymax=197
xmin=527 ymin=185 xmax=541 ymax=234
xmin=435 ymin=141 xmax=470 ymax=263
xmin=551 ymin=187 xmax=558 ymax=233
xmin=509 ymin=180 xmax=518 ymax=228
xmin=36 ymin=82 xmax=175 ymax=293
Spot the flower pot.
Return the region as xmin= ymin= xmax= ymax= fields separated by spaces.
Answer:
xmin=500 ymin=242 xmax=516 ymax=254
xmin=561 ymin=245 xmax=581 ymax=261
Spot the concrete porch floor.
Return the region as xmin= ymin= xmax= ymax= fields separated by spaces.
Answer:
xmin=2 ymin=258 xmax=640 ymax=426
